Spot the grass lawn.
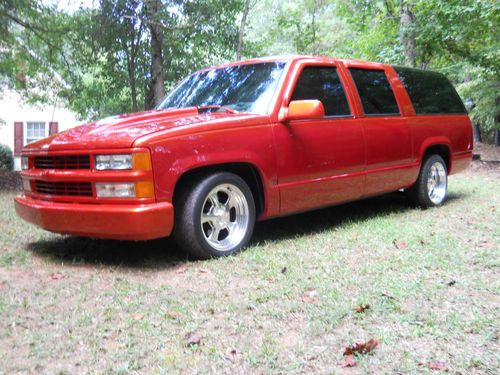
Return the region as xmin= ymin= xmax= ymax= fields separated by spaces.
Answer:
xmin=0 ymin=167 xmax=498 ymax=374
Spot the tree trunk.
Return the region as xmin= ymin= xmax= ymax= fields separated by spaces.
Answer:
xmin=128 ymin=57 xmax=138 ymax=112
xmin=473 ymin=123 xmax=482 ymax=143
xmin=311 ymin=6 xmax=317 ymax=54
xmin=236 ymin=0 xmax=251 ymax=60
xmin=496 ymin=98 xmax=500 ymax=146
xmin=146 ymin=0 xmax=165 ymax=109
xmin=399 ymin=0 xmax=416 ymax=67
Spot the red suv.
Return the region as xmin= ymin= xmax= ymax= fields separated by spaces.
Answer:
xmin=15 ymin=56 xmax=473 ymax=258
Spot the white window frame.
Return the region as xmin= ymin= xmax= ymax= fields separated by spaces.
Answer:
xmin=24 ymin=121 xmax=48 ymax=146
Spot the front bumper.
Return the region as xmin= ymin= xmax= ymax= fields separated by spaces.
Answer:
xmin=14 ymin=195 xmax=173 ymax=241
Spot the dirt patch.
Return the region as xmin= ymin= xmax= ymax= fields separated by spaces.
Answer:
xmin=0 ymin=170 xmax=21 ymax=192
xmin=464 ymin=142 xmax=500 ymax=176
xmin=474 ymin=142 xmax=500 ymax=162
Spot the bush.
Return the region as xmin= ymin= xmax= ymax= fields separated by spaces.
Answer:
xmin=0 ymin=144 xmax=14 ymax=171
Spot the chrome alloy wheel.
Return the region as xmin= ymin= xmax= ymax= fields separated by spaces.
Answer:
xmin=200 ymin=184 xmax=250 ymax=252
xmin=426 ymin=161 xmax=447 ymax=204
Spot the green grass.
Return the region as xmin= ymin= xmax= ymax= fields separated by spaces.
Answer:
xmin=0 ymin=174 xmax=498 ymax=374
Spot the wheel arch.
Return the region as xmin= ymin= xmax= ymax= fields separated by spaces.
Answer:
xmin=172 ymin=162 xmax=266 ymax=218
xmin=419 ymin=140 xmax=452 ymax=174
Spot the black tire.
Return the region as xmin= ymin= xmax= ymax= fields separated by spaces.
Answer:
xmin=406 ymin=154 xmax=448 ymax=207
xmin=174 ymin=172 xmax=256 ymax=259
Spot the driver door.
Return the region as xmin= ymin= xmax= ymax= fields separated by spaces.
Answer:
xmin=274 ymin=64 xmax=365 ymax=215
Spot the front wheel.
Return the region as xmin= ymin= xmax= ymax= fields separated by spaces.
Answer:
xmin=407 ymin=154 xmax=448 ymax=207
xmin=174 ymin=172 xmax=256 ymax=259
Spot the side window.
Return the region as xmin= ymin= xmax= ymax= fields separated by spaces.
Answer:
xmin=394 ymin=67 xmax=466 ymax=114
xmin=291 ymin=67 xmax=351 ymax=116
xmin=349 ymin=68 xmax=400 ymax=115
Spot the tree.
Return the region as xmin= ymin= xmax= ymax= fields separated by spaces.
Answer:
xmin=144 ymin=0 xmax=165 ymax=109
xmin=248 ymin=0 xmax=499 ymax=139
xmin=0 ymin=1 xmax=72 ymax=101
xmin=236 ymin=0 xmax=252 ymax=60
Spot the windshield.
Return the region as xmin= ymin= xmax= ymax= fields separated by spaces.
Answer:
xmin=157 ymin=62 xmax=287 ymax=114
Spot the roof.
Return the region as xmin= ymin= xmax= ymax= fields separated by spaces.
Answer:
xmin=199 ymin=55 xmax=391 ymax=72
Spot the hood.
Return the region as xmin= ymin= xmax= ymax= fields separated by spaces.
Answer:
xmin=23 ymin=107 xmax=257 ymax=152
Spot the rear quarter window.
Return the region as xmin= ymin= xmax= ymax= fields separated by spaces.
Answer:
xmin=394 ymin=66 xmax=466 ymax=115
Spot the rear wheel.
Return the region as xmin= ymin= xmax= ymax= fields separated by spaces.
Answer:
xmin=407 ymin=154 xmax=448 ymax=207
xmin=174 ymin=172 xmax=256 ymax=259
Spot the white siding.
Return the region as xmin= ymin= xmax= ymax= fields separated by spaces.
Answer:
xmin=0 ymin=91 xmax=83 ymax=170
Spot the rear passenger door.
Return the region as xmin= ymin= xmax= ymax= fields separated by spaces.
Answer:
xmin=347 ymin=67 xmax=414 ymax=195
xmin=275 ymin=63 xmax=365 ymax=215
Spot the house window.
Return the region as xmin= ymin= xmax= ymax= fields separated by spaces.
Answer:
xmin=26 ymin=122 xmax=47 ymax=144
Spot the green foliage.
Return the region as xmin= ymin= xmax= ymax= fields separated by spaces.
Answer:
xmin=457 ymin=67 xmax=500 ymax=132
xmin=0 ymin=1 xmax=69 ymax=102
xmin=1 ymin=0 xmax=243 ymax=120
xmin=246 ymin=0 xmax=499 ymax=131
xmin=0 ymin=144 xmax=14 ymax=171
xmin=1 ymin=0 xmax=498 ymax=132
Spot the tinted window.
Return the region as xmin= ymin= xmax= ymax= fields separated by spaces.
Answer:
xmin=291 ymin=67 xmax=350 ymax=116
xmin=349 ymin=68 xmax=400 ymax=115
xmin=158 ymin=62 xmax=286 ymax=114
xmin=395 ymin=66 xmax=466 ymax=114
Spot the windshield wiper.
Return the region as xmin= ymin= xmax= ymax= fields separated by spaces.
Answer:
xmin=196 ymin=105 xmax=240 ymax=114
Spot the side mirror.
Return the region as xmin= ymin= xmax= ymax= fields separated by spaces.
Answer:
xmin=280 ymin=100 xmax=325 ymax=122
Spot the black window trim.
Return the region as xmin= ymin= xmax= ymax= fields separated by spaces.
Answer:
xmin=287 ymin=114 xmax=355 ymax=123
xmin=348 ymin=67 xmax=402 ymax=117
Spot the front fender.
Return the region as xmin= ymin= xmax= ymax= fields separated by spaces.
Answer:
xmin=147 ymin=124 xmax=280 ymax=218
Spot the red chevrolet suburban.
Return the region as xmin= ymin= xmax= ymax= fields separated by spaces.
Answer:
xmin=15 ymin=56 xmax=473 ymax=258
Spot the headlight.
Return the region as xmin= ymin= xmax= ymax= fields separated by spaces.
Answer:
xmin=95 ymin=154 xmax=132 ymax=170
xmin=96 ymin=182 xmax=135 ymax=198
xmin=21 ymin=156 xmax=29 ymax=170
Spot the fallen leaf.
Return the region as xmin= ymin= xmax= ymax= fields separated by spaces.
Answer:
xmin=224 ymin=348 xmax=242 ymax=362
xmin=185 ymin=332 xmax=201 ymax=347
xmin=165 ymin=311 xmax=180 ymax=320
xmin=381 ymin=292 xmax=397 ymax=300
xmin=343 ymin=338 xmax=379 ymax=356
xmin=479 ymin=241 xmax=492 ymax=249
xmin=300 ymin=289 xmax=319 ymax=303
xmin=131 ymin=313 xmax=144 ymax=320
xmin=50 ymin=273 xmax=64 ymax=280
xmin=426 ymin=361 xmax=449 ymax=371
xmin=175 ymin=266 xmax=188 ymax=274
xmin=392 ymin=240 xmax=408 ymax=250
xmin=339 ymin=354 xmax=357 ymax=368
xmin=354 ymin=304 xmax=370 ymax=313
